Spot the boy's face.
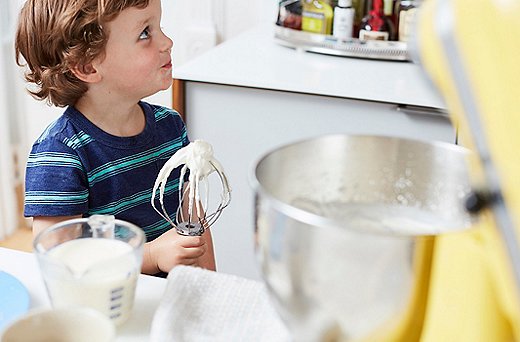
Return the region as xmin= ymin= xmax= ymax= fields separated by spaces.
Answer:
xmin=92 ymin=0 xmax=173 ymax=101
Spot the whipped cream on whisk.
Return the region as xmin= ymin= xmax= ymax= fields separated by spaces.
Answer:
xmin=151 ymin=140 xmax=231 ymax=233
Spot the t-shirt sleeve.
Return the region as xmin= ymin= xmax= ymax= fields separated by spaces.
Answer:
xmin=169 ymin=108 xmax=191 ymax=180
xmin=170 ymin=108 xmax=190 ymax=147
xmin=24 ymin=137 xmax=89 ymax=217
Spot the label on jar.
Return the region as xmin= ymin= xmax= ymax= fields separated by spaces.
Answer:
xmin=333 ymin=7 xmax=355 ymax=39
xmin=359 ymin=29 xmax=389 ymax=41
xmin=302 ymin=11 xmax=326 ymax=33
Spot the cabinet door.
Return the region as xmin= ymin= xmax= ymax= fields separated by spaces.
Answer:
xmin=184 ymin=82 xmax=455 ymax=280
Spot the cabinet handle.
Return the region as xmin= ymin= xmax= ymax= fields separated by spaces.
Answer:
xmin=396 ymin=105 xmax=449 ymax=118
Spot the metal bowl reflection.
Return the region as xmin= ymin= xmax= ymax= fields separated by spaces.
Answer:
xmin=251 ymin=134 xmax=474 ymax=341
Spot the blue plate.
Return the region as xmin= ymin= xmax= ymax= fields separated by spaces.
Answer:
xmin=0 ymin=271 xmax=30 ymax=331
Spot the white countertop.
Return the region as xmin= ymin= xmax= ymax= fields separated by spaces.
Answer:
xmin=0 ymin=247 xmax=166 ymax=341
xmin=175 ymin=23 xmax=446 ymax=109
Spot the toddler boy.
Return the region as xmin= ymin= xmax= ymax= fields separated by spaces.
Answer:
xmin=15 ymin=0 xmax=215 ymax=274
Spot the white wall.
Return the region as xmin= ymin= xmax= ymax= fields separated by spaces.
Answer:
xmin=0 ymin=12 xmax=18 ymax=238
xmin=165 ymin=0 xmax=279 ymax=66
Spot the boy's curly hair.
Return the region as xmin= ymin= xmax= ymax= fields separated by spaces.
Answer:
xmin=15 ymin=0 xmax=149 ymax=107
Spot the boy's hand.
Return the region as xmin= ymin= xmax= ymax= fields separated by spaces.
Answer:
xmin=143 ymin=228 xmax=207 ymax=274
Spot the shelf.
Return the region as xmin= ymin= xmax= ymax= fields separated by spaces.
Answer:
xmin=274 ymin=25 xmax=410 ymax=62
xmin=175 ymin=24 xmax=445 ymax=109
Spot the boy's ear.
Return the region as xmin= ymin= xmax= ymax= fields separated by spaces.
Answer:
xmin=70 ymin=63 xmax=101 ymax=83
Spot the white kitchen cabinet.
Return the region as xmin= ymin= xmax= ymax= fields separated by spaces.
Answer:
xmin=175 ymin=24 xmax=453 ymax=281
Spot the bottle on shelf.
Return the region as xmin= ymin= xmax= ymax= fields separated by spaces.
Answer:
xmin=359 ymin=0 xmax=395 ymax=41
xmin=277 ymin=0 xmax=303 ymax=30
xmin=384 ymin=0 xmax=398 ymax=28
xmin=301 ymin=0 xmax=334 ymax=35
xmin=351 ymin=0 xmax=366 ymax=37
xmin=395 ymin=0 xmax=417 ymax=41
xmin=333 ymin=0 xmax=356 ymax=40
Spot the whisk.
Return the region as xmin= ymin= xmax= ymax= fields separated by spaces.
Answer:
xmin=151 ymin=140 xmax=231 ymax=236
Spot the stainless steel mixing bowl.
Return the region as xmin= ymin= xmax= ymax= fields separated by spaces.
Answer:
xmin=251 ymin=134 xmax=474 ymax=341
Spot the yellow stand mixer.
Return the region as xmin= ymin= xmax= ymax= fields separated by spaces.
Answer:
xmin=409 ymin=0 xmax=520 ymax=339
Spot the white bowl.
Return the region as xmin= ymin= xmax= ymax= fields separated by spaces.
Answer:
xmin=1 ymin=307 xmax=116 ymax=342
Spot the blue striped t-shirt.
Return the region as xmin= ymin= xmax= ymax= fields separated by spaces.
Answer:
xmin=24 ymin=101 xmax=189 ymax=241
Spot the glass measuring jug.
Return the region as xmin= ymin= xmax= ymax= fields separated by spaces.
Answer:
xmin=33 ymin=215 xmax=145 ymax=326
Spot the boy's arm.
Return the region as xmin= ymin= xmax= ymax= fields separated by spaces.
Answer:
xmin=198 ymin=228 xmax=216 ymax=271
xmin=175 ymin=183 xmax=217 ymax=271
xmin=32 ymin=215 xmax=83 ymax=238
xmin=182 ymin=196 xmax=217 ymax=271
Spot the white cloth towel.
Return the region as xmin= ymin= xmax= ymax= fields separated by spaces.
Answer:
xmin=150 ymin=266 xmax=291 ymax=342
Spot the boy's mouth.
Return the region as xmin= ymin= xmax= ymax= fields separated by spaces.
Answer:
xmin=162 ymin=60 xmax=172 ymax=69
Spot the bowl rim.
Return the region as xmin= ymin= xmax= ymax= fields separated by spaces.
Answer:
xmin=249 ymin=133 xmax=475 ymax=237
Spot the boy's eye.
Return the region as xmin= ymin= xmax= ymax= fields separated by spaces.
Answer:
xmin=139 ymin=27 xmax=150 ymax=40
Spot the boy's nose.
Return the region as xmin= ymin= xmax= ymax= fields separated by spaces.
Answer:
xmin=160 ymin=30 xmax=174 ymax=52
